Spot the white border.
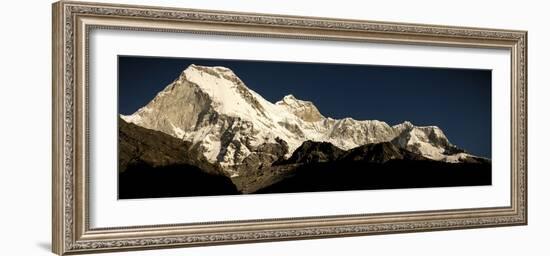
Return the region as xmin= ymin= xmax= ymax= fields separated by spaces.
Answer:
xmin=89 ymin=29 xmax=511 ymax=228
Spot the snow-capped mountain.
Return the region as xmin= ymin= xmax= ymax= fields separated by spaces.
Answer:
xmin=121 ymin=64 xmax=482 ymax=177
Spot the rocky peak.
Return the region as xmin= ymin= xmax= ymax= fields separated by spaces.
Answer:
xmin=283 ymin=140 xmax=345 ymax=164
xmin=184 ymin=64 xmax=237 ymax=79
xmin=282 ymin=94 xmax=296 ymax=101
xmin=391 ymin=122 xmax=465 ymax=161
xmin=340 ymin=141 xmax=404 ymax=163
xmin=179 ymin=64 xmax=267 ymax=117
xmin=276 ymin=94 xmax=325 ymax=122
xmin=392 ymin=121 xmax=414 ymax=134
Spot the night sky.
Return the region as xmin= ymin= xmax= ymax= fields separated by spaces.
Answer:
xmin=119 ymin=56 xmax=492 ymax=158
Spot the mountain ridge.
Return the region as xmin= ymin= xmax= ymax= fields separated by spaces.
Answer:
xmin=121 ymin=64 xmax=487 ymax=177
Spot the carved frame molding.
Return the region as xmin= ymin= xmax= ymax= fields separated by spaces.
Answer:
xmin=52 ymin=1 xmax=527 ymax=255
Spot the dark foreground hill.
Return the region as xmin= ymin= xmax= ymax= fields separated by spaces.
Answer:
xmin=252 ymin=141 xmax=491 ymax=194
xmin=118 ymin=118 xmax=238 ymax=199
xmin=256 ymin=159 xmax=491 ymax=194
xmin=119 ymin=162 xmax=239 ymax=199
xmin=119 ymin=119 xmax=491 ymax=198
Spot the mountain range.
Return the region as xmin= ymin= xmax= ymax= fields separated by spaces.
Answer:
xmin=119 ymin=64 xmax=490 ymax=198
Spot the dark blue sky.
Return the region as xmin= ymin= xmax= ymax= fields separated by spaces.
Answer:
xmin=119 ymin=56 xmax=491 ymax=158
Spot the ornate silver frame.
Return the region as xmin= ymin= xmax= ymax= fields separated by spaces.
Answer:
xmin=52 ymin=1 xmax=527 ymax=255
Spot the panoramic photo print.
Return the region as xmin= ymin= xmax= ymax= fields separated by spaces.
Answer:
xmin=118 ymin=56 xmax=492 ymax=199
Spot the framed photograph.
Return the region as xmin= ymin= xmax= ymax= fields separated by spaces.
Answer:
xmin=52 ymin=1 xmax=527 ymax=255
